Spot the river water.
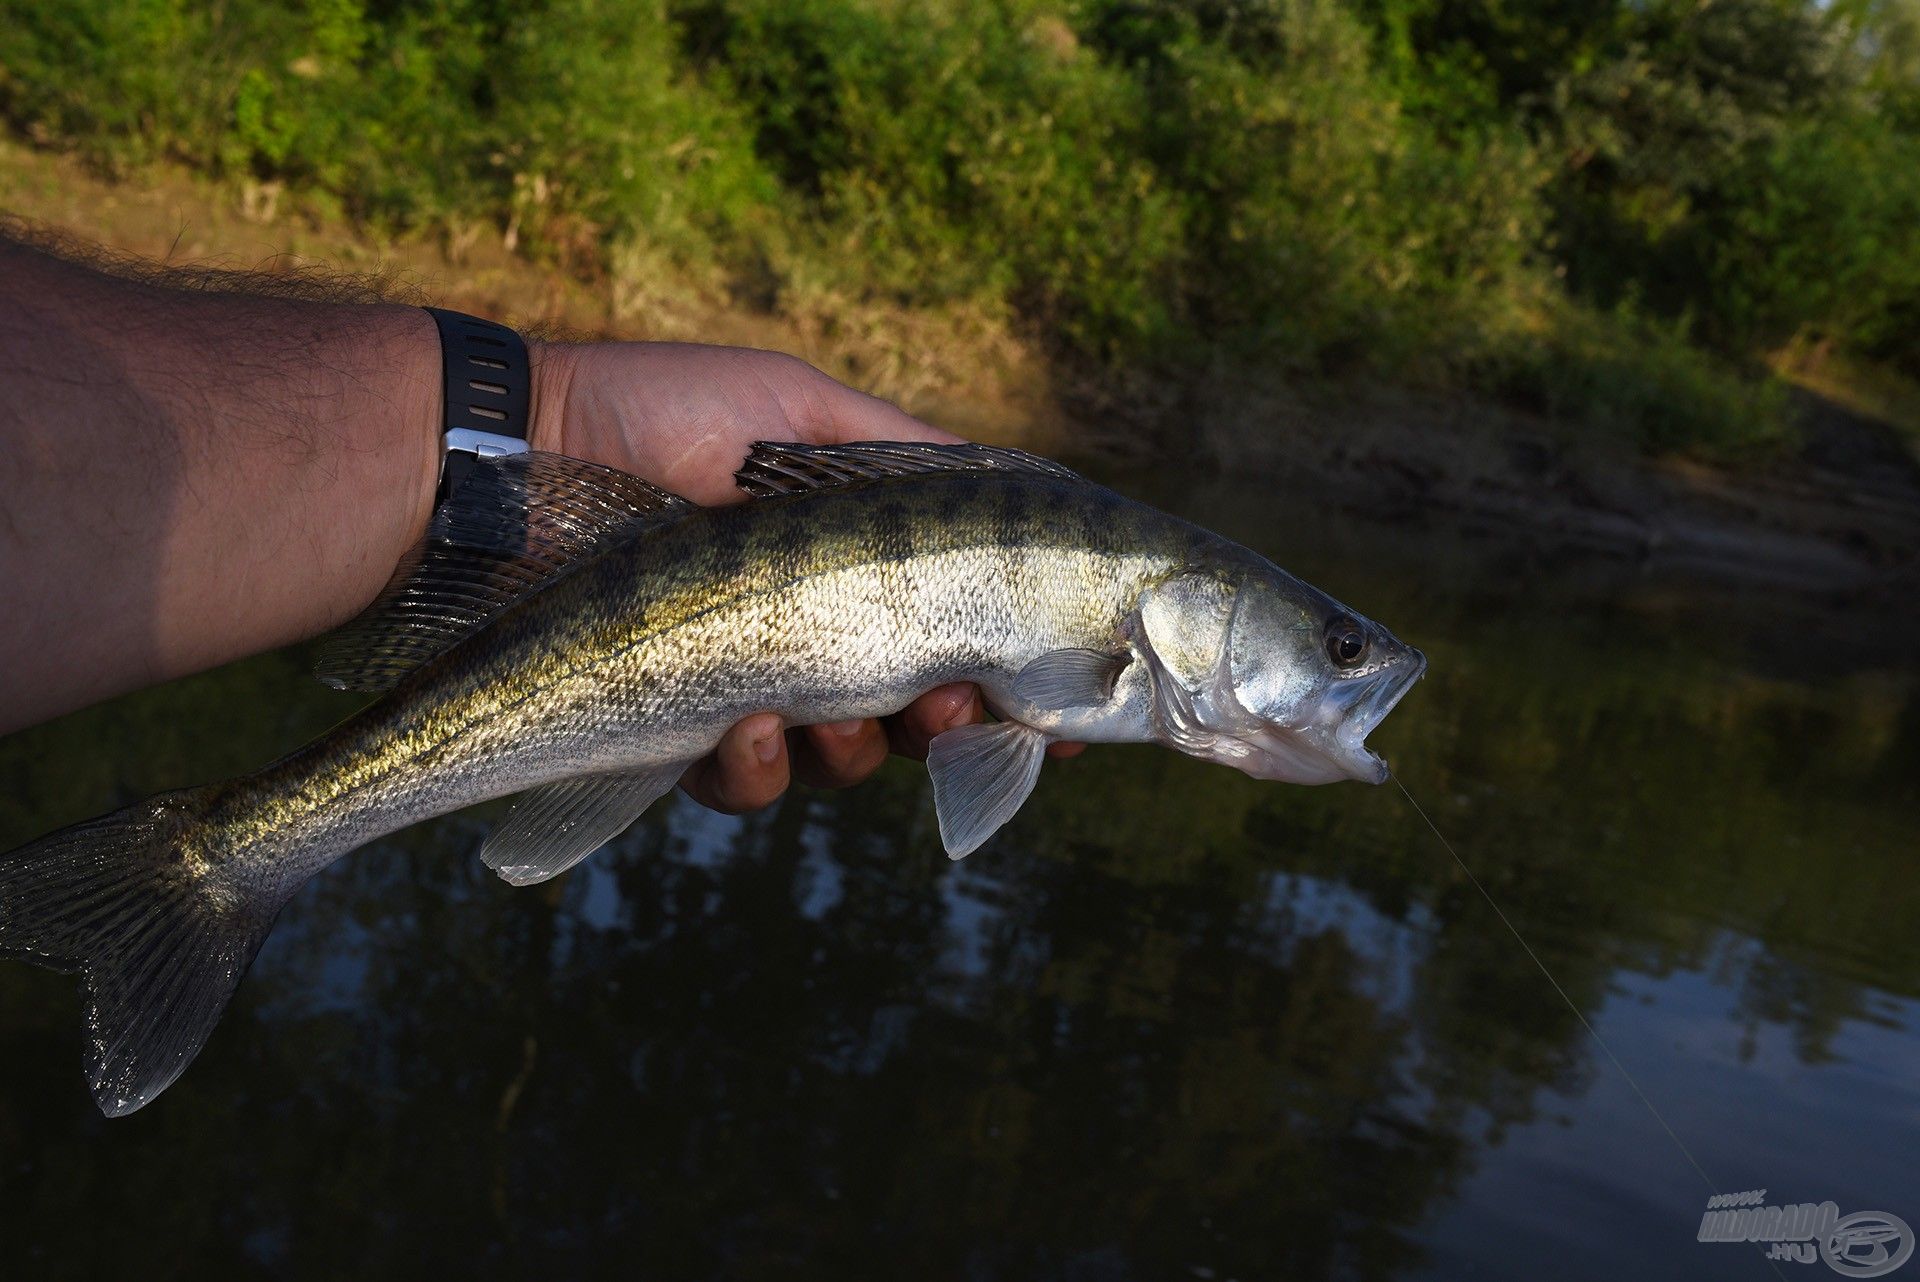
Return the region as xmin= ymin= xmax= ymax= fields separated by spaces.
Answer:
xmin=1 ymin=466 xmax=1914 ymax=1280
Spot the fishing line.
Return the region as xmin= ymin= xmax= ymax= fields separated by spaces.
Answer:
xmin=1395 ymin=776 xmax=1797 ymax=1278
xmin=1391 ymin=776 xmax=1724 ymax=1197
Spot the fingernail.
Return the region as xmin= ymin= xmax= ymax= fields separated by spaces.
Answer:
xmin=754 ymin=732 xmax=781 ymax=764
xmin=824 ymin=719 xmax=864 ymax=738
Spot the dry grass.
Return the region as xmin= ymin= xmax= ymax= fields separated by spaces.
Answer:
xmin=0 ymin=137 xmax=1067 ymax=451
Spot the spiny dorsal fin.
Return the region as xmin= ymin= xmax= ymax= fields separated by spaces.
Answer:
xmin=735 ymin=440 xmax=1083 ymax=498
xmin=316 ymin=452 xmax=695 ymax=692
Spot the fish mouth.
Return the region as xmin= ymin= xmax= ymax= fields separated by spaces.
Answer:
xmin=1334 ymin=647 xmax=1427 ymax=780
xmin=1235 ymin=648 xmax=1428 ymax=785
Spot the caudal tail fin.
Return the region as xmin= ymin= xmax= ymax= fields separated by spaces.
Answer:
xmin=0 ymin=791 xmax=283 ymax=1116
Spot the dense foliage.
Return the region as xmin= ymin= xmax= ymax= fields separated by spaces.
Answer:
xmin=2 ymin=0 xmax=1915 ymax=451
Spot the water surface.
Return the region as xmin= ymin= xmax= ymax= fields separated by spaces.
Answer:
xmin=1 ymin=467 xmax=1914 ymax=1280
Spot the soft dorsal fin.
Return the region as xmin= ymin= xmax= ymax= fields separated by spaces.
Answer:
xmin=316 ymin=452 xmax=695 ymax=692
xmin=734 ymin=440 xmax=1083 ymax=498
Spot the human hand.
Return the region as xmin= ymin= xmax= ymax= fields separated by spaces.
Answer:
xmin=528 ymin=341 xmax=1081 ymax=814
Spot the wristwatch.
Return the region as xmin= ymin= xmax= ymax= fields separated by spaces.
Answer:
xmin=424 ymin=306 xmax=531 ymax=503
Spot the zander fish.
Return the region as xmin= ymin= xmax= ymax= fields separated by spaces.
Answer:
xmin=0 ymin=442 xmax=1425 ymax=1115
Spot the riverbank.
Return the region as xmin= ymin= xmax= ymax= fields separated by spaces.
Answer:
xmin=5 ymin=137 xmax=1915 ymax=598
xmin=1170 ymin=374 xmax=1920 ymax=601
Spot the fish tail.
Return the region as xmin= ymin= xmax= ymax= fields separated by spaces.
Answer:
xmin=0 ymin=788 xmax=285 ymax=1117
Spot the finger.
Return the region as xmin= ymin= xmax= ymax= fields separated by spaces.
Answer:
xmin=791 ymin=718 xmax=891 ymax=789
xmin=1047 ymin=741 xmax=1086 ymax=759
xmin=885 ymin=683 xmax=984 ymax=761
xmin=826 ymin=387 xmax=961 ymax=444
xmin=790 ymin=362 xmax=961 ymax=445
xmin=679 ymin=713 xmax=789 ymax=814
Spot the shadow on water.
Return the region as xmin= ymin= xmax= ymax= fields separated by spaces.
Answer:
xmin=0 ymin=465 xmax=1915 ymax=1281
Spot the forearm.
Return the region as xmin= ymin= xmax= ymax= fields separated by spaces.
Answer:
xmin=0 ymin=238 xmax=442 ymax=731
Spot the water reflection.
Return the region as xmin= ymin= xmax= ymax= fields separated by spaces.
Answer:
xmin=0 ymin=468 xmax=1914 ymax=1280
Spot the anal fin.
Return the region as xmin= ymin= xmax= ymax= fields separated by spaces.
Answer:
xmin=482 ymin=765 xmax=685 ymax=886
xmin=925 ymin=721 xmax=1050 ymax=859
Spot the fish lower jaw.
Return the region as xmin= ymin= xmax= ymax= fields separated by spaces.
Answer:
xmin=1209 ymin=725 xmax=1382 ymax=786
xmin=1332 ymin=731 xmax=1392 ymax=784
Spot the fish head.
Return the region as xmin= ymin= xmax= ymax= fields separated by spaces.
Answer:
xmin=1222 ymin=571 xmax=1427 ymax=784
xmin=1136 ymin=568 xmax=1425 ymax=785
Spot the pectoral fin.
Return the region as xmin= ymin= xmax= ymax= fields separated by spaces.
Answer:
xmin=925 ymin=721 xmax=1050 ymax=859
xmin=1011 ymin=648 xmax=1130 ymax=710
xmin=482 ymin=765 xmax=685 ymax=886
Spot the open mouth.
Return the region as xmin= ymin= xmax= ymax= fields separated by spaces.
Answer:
xmin=1233 ymin=649 xmax=1428 ymax=786
xmin=1332 ymin=649 xmax=1428 ymax=779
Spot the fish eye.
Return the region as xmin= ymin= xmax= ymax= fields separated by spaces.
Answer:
xmin=1325 ymin=619 xmax=1368 ymax=669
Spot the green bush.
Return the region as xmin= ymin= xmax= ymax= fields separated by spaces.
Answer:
xmin=1500 ymin=302 xmax=1789 ymax=454
xmin=680 ymin=0 xmax=1189 ymax=352
xmin=0 ymin=0 xmax=778 ymax=266
xmin=0 ymin=0 xmax=215 ymax=169
xmin=1711 ymin=111 xmax=1920 ymax=370
xmin=1 ymin=0 xmax=1915 ymax=456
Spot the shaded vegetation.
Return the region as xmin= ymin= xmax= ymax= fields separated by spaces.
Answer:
xmin=1 ymin=0 xmax=1916 ymax=453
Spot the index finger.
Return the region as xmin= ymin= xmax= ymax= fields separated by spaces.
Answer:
xmin=793 ymin=367 xmax=962 ymax=446
xmin=885 ymin=684 xmax=982 ymax=760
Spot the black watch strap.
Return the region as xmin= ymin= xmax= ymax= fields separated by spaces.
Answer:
xmin=424 ymin=306 xmax=531 ymax=502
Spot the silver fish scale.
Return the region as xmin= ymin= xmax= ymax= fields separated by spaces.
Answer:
xmin=242 ymin=531 xmax=1177 ymax=888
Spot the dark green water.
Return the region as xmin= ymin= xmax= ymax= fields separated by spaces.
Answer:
xmin=1 ymin=470 xmax=1915 ymax=1280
